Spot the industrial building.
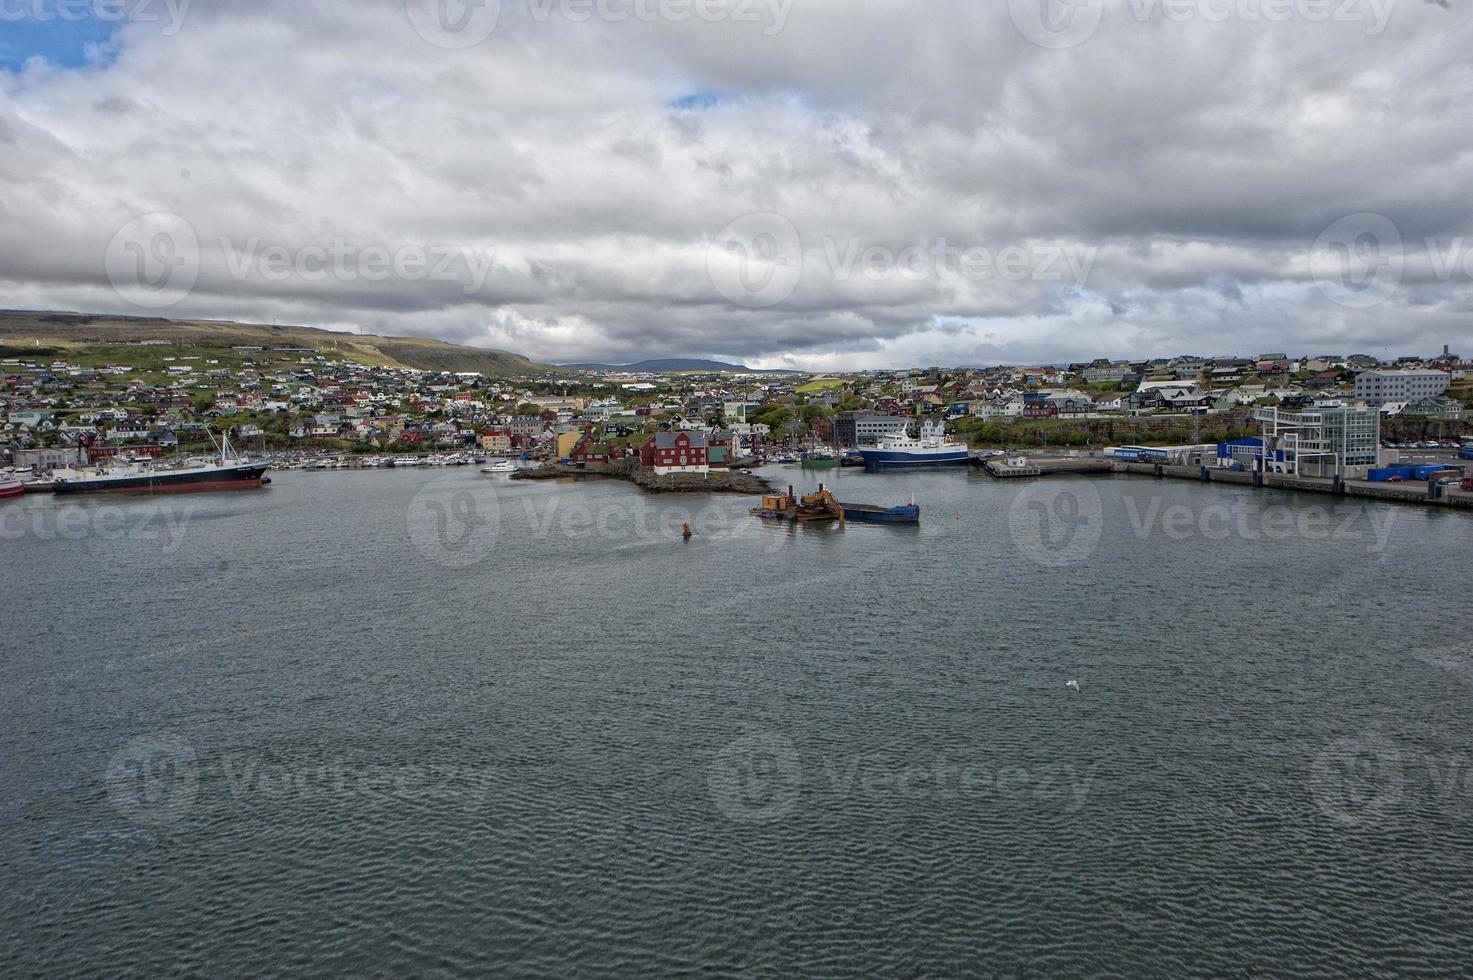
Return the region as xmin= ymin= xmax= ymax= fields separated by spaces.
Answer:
xmin=1252 ymin=406 xmax=1380 ymax=477
xmin=1354 ymin=369 xmax=1450 ymax=406
xmin=832 ymin=412 xmax=912 ymax=448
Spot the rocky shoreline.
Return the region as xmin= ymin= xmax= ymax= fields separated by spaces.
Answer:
xmin=511 ymin=461 xmax=773 ymax=496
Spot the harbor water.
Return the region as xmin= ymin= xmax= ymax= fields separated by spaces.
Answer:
xmin=2 ymin=466 xmax=1471 ymax=976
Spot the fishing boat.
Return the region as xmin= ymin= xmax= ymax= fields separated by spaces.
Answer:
xmin=0 ymin=477 xmax=23 ymax=499
xmin=51 ymin=432 xmax=269 ymax=495
xmin=857 ymin=420 xmax=969 ymax=471
xmin=800 ymin=450 xmax=840 ymax=470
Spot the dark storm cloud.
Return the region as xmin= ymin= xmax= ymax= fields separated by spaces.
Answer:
xmin=0 ymin=0 xmax=1469 ymax=368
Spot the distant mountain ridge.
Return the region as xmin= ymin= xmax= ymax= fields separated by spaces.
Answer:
xmin=0 ymin=310 xmax=543 ymax=375
xmin=561 ymin=357 xmax=785 ymax=373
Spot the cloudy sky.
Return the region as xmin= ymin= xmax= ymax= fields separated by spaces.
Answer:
xmin=1 ymin=0 xmax=1468 ymax=369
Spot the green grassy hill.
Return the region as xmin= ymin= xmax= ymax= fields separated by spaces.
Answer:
xmin=0 ymin=311 xmax=544 ymax=375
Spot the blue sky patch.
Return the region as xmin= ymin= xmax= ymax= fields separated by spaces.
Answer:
xmin=0 ymin=5 xmax=119 ymax=71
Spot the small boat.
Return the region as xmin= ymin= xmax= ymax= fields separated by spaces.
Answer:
xmin=0 ymin=477 xmax=23 ymax=499
xmin=481 ymin=460 xmax=516 ymax=473
xmin=838 ymin=499 xmax=920 ymax=524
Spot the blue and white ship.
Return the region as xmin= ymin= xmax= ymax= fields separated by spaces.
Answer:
xmin=857 ymin=421 xmax=970 ymax=471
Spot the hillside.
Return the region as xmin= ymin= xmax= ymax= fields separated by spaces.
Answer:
xmin=0 ymin=311 xmax=543 ymax=375
xmin=561 ymin=358 xmax=770 ymax=373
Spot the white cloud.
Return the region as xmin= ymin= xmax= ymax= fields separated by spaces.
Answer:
xmin=0 ymin=0 xmax=1469 ymax=366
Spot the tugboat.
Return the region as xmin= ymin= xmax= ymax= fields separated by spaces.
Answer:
xmin=52 ymin=431 xmax=269 ymax=495
xmin=857 ymin=420 xmax=970 ymax=471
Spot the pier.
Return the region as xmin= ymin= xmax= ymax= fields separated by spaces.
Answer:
xmin=976 ymin=454 xmax=1473 ymax=511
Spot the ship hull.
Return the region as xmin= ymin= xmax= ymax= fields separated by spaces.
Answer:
xmin=840 ymin=502 xmax=920 ymax=524
xmin=0 ymin=481 xmax=23 ymax=499
xmin=858 ymin=448 xmax=970 ymax=471
xmin=51 ymin=464 xmax=270 ymax=495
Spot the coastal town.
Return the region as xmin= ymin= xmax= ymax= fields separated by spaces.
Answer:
xmin=2 ymin=324 xmax=1473 ymax=506
xmin=4 ymin=334 xmax=1472 ymax=493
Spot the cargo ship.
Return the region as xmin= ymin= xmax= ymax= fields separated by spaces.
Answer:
xmin=51 ymin=433 xmax=270 ymax=495
xmin=838 ymin=498 xmax=920 ymax=524
xmin=857 ymin=421 xmax=970 ymax=471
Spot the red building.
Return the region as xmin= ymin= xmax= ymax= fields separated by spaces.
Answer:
xmin=640 ymin=432 xmax=709 ymax=474
xmin=89 ymin=444 xmax=164 ymax=462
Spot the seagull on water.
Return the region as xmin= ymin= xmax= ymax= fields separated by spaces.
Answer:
xmin=1065 ymin=680 xmax=1081 ymax=692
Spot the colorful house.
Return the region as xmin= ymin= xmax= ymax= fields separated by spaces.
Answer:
xmin=640 ymin=431 xmax=709 ymax=476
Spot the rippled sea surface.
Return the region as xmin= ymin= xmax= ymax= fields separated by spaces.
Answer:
xmin=3 ymin=465 xmax=1472 ymax=977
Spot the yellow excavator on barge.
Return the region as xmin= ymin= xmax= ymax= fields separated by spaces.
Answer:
xmin=751 ymin=484 xmax=846 ymax=525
